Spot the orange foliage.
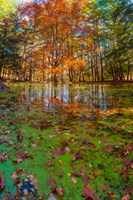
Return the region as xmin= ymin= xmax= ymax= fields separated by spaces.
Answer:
xmin=18 ymin=0 xmax=95 ymax=76
xmin=63 ymin=58 xmax=87 ymax=71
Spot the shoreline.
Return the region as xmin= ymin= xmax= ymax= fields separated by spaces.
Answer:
xmin=1 ymin=79 xmax=133 ymax=85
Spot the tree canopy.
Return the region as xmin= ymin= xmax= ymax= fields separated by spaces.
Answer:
xmin=0 ymin=0 xmax=133 ymax=82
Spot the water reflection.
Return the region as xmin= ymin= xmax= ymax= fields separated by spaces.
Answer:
xmin=10 ymin=83 xmax=133 ymax=111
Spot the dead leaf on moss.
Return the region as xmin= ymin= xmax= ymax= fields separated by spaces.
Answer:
xmin=0 ymin=172 xmax=5 ymax=192
xmin=121 ymin=194 xmax=131 ymax=200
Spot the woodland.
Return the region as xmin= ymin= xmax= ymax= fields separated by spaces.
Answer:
xmin=0 ymin=0 xmax=133 ymax=83
xmin=0 ymin=0 xmax=133 ymax=200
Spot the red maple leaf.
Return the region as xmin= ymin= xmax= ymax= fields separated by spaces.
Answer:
xmin=0 ymin=172 xmax=5 ymax=192
xmin=52 ymin=148 xmax=66 ymax=158
xmin=56 ymin=188 xmax=64 ymax=196
xmin=15 ymin=151 xmax=32 ymax=163
xmin=0 ymin=153 xmax=7 ymax=161
xmin=46 ymin=178 xmax=56 ymax=186
xmin=82 ymin=186 xmax=95 ymax=199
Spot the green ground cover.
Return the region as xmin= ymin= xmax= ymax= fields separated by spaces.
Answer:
xmin=0 ymin=87 xmax=133 ymax=200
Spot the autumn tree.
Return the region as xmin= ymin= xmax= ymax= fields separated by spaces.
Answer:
xmin=1 ymin=0 xmax=132 ymax=82
xmin=18 ymin=0 xmax=93 ymax=83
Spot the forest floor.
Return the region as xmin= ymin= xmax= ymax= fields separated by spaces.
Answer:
xmin=0 ymin=88 xmax=133 ymax=200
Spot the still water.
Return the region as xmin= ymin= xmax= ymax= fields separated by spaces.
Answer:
xmin=9 ymin=83 xmax=133 ymax=112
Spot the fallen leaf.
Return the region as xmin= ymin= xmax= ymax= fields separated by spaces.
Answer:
xmin=31 ymin=141 xmax=38 ymax=147
xmin=82 ymin=177 xmax=90 ymax=186
xmin=0 ymin=153 xmax=7 ymax=161
xmin=90 ymin=170 xmax=100 ymax=179
xmin=83 ymin=139 xmax=96 ymax=148
xmin=15 ymin=151 xmax=32 ymax=163
xmin=46 ymin=160 xmax=52 ymax=167
xmin=47 ymin=178 xmax=56 ymax=186
xmin=0 ymin=172 xmax=5 ymax=192
xmin=56 ymin=188 xmax=64 ymax=196
xmin=58 ymin=160 xmax=62 ymax=164
xmin=0 ymin=136 xmax=8 ymax=144
xmin=52 ymin=148 xmax=66 ymax=158
xmin=123 ymin=159 xmax=131 ymax=167
xmin=73 ymin=172 xmax=81 ymax=177
xmin=13 ymin=177 xmax=20 ymax=186
xmin=71 ymin=177 xmax=77 ymax=184
xmin=82 ymin=186 xmax=95 ymax=199
xmin=108 ymin=191 xmax=117 ymax=199
xmin=72 ymin=151 xmax=83 ymax=161
xmin=26 ymin=106 xmax=31 ymax=111
xmin=17 ymin=133 xmax=23 ymax=143
xmin=58 ymin=172 xmax=64 ymax=177
xmin=121 ymin=194 xmax=131 ymax=200
xmin=81 ymin=168 xmax=87 ymax=177
xmin=39 ymin=134 xmax=44 ymax=139
xmin=11 ymin=172 xmax=18 ymax=179
xmin=101 ymin=184 xmax=107 ymax=191
xmin=11 ymin=168 xmax=23 ymax=179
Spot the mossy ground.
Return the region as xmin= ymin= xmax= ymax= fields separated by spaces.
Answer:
xmin=0 ymin=87 xmax=133 ymax=200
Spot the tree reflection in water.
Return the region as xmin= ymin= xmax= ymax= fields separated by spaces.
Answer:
xmin=9 ymin=83 xmax=133 ymax=112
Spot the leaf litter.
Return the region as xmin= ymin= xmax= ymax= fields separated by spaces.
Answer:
xmin=0 ymin=88 xmax=133 ymax=199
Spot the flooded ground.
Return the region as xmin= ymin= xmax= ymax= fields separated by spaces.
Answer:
xmin=8 ymin=83 xmax=133 ymax=111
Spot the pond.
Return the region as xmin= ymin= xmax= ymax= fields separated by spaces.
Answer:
xmin=8 ymin=83 xmax=133 ymax=112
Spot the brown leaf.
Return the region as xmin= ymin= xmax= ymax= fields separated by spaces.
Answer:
xmin=9 ymin=121 xmax=14 ymax=125
xmin=108 ymin=191 xmax=117 ymax=199
xmin=39 ymin=134 xmax=44 ymax=139
xmin=101 ymin=184 xmax=107 ymax=191
xmin=11 ymin=168 xmax=23 ymax=179
xmin=31 ymin=141 xmax=38 ymax=147
xmin=90 ymin=170 xmax=100 ymax=179
xmin=73 ymin=172 xmax=81 ymax=177
xmin=56 ymin=188 xmax=64 ymax=196
xmin=102 ymin=145 xmax=114 ymax=152
xmin=17 ymin=133 xmax=23 ymax=143
xmin=11 ymin=172 xmax=18 ymax=180
xmin=83 ymin=177 xmax=90 ymax=186
xmin=13 ymin=177 xmax=20 ymax=186
xmin=123 ymin=159 xmax=131 ymax=167
xmin=0 ymin=153 xmax=7 ymax=161
xmin=0 ymin=136 xmax=14 ymax=146
xmin=72 ymin=151 xmax=83 ymax=161
xmin=58 ymin=172 xmax=64 ymax=177
xmin=46 ymin=160 xmax=52 ymax=167
xmin=0 ymin=172 xmax=5 ymax=192
xmin=83 ymin=139 xmax=96 ymax=148
xmin=82 ymin=186 xmax=95 ymax=199
xmin=71 ymin=177 xmax=77 ymax=184
xmin=81 ymin=168 xmax=87 ymax=177
xmin=15 ymin=151 xmax=32 ymax=163
xmin=46 ymin=178 xmax=56 ymax=186
xmin=52 ymin=148 xmax=66 ymax=158
xmin=0 ymin=136 xmax=8 ymax=144
xmin=121 ymin=194 xmax=131 ymax=200
xmin=26 ymin=106 xmax=31 ymax=111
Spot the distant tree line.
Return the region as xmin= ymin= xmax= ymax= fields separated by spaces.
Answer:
xmin=0 ymin=0 xmax=133 ymax=83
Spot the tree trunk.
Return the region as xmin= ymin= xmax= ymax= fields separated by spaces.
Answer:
xmin=29 ymin=65 xmax=32 ymax=81
xmin=127 ymin=60 xmax=130 ymax=80
xmin=100 ymin=53 xmax=104 ymax=81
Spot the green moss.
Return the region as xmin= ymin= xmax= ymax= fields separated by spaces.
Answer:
xmin=0 ymin=84 xmax=133 ymax=199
